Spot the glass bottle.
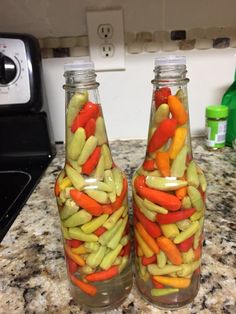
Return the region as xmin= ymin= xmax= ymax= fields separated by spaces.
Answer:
xmin=132 ymin=56 xmax=207 ymax=309
xmin=55 ymin=60 xmax=133 ymax=311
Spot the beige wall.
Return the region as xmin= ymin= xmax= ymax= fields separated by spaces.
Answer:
xmin=0 ymin=0 xmax=236 ymax=38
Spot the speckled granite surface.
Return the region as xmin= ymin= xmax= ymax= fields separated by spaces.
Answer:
xmin=1 ymin=138 xmax=236 ymax=314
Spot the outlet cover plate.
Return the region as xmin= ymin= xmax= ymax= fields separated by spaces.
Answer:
xmin=86 ymin=9 xmax=125 ymax=71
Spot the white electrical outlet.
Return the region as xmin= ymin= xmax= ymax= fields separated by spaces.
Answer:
xmin=86 ymin=9 xmax=125 ymax=71
xmin=101 ymin=43 xmax=114 ymax=57
xmin=97 ymin=24 xmax=113 ymax=39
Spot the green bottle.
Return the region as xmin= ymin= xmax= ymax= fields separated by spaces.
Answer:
xmin=221 ymin=70 xmax=236 ymax=148
xmin=206 ymin=105 xmax=228 ymax=149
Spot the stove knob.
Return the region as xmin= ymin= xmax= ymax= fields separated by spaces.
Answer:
xmin=0 ymin=53 xmax=17 ymax=84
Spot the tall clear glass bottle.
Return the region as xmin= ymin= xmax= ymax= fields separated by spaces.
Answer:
xmin=132 ymin=56 xmax=207 ymax=308
xmin=55 ymin=60 xmax=132 ymax=311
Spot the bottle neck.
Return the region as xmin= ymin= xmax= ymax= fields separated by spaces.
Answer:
xmin=145 ymin=61 xmax=193 ymax=160
xmin=63 ymin=69 xmax=99 ymax=91
xmin=63 ymin=68 xmax=102 ymax=150
xmin=152 ymin=64 xmax=189 ymax=87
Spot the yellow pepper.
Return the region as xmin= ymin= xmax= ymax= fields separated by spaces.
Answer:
xmin=154 ymin=103 xmax=170 ymax=125
xmin=63 ymin=209 xmax=92 ymax=228
xmin=81 ymin=214 xmax=109 ymax=234
xmin=60 ymin=199 xmax=79 ymax=220
xmin=66 ymin=91 xmax=88 ymax=127
xmin=182 ymin=248 xmax=195 ymax=264
xmin=99 ymin=219 xmax=123 ymax=245
xmin=61 ymin=224 xmax=71 ymax=240
xmin=59 ymin=176 xmax=72 ymax=192
xmin=94 ymin=155 xmax=105 ymax=180
xmin=143 ymin=198 xmax=168 ymax=214
xmin=69 ymin=227 xmax=98 ymax=242
xmin=78 ymin=135 xmax=98 ymax=165
xmin=161 ymin=223 xmax=180 ymax=239
xmin=170 ymin=145 xmax=188 ymax=178
xmin=112 ymin=167 xmax=123 ymax=196
xmin=67 ymin=127 xmax=86 ymax=161
xmin=181 ymin=196 xmax=192 ymax=209
xmin=135 ymin=229 xmax=154 ymax=258
xmin=65 ymin=164 xmax=85 ymax=190
xmin=100 ymin=243 xmax=123 ymax=270
xmin=107 ymin=216 xmax=128 ymax=250
xmin=187 ymin=160 xmax=200 ymax=188
xmin=104 ymin=170 xmax=116 ymax=203
xmin=146 ymin=176 xmax=187 ymax=191
xmin=84 ymin=242 xmax=100 ymax=252
xmin=177 ymin=260 xmax=200 ymax=277
xmin=157 ymin=250 xmax=167 ymax=269
xmin=103 ymin=206 xmax=125 ymax=229
xmin=101 ymin=144 xmax=113 ymax=170
xmin=187 ymin=186 xmax=205 ymax=211
xmin=134 ymin=193 xmax=156 ymax=222
xmin=86 ymin=245 xmax=107 ymax=268
xmin=71 ymin=245 xmax=88 ymax=255
xmin=95 ymin=116 xmax=107 ymax=145
xmin=84 ymin=189 xmax=110 ymax=204
xmin=174 ymin=221 xmax=199 ymax=244
xmin=147 ymin=264 xmax=182 ymax=275
xmin=151 ymin=288 xmax=179 ymax=296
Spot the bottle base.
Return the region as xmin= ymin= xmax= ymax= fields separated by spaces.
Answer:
xmin=136 ymin=289 xmax=198 ymax=310
xmin=70 ymin=287 xmax=130 ymax=312
xmin=69 ymin=267 xmax=133 ymax=312
xmin=135 ymin=272 xmax=200 ymax=310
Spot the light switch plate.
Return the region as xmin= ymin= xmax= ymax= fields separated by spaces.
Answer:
xmin=86 ymin=9 xmax=125 ymax=71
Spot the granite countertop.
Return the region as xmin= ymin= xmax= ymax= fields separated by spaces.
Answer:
xmin=1 ymin=138 xmax=236 ymax=314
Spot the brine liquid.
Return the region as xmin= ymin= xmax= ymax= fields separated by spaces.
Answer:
xmin=70 ymin=265 xmax=133 ymax=312
xmin=135 ymin=272 xmax=200 ymax=309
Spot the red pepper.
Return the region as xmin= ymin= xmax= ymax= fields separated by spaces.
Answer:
xmin=156 ymin=208 xmax=196 ymax=224
xmin=84 ymin=118 xmax=96 ymax=139
xmin=54 ymin=181 xmax=60 ymax=196
xmin=134 ymin=176 xmax=181 ymax=211
xmin=70 ymin=189 xmax=103 ymax=216
xmin=102 ymin=205 xmax=113 ymax=214
xmin=155 ymin=87 xmax=171 ymax=108
xmin=152 ymin=277 xmax=165 ymax=289
xmin=201 ymin=190 xmax=206 ymax=201
xmin=82 ymin=146 xmax=101 ymax=175
xmin=94 ymin=226 xmax=107 ymax=236
xmin=177 ymin=236 xmax=194 ymax=252
xmin=71 ymin=102 xmax=99 ymax=132
xmin=147 ymin=118 xmax=177 ymax=153
xmin=70 ymin=274 xmax=97 ymax=296
xmin=86 ymin=265 xmax=119 ymax=282
xmin=143 ymin=159 xmax=156 ymax=171
xmin=66 ymin=239 xmax=82 ymax=248
xmin=134 ymin=175 xmax=146 ymax=190
xmin=134 ymin=204 xmax=161 ymax=238
xmin=123 ymin=241 xmax=131 ymax=256
xmin=67 ymin=258 xmax=78 ymax=274
xmin=124 ymin=220 xmax=130 ymax=235
xmin=119 ymin=248 xmax=125 ymax=256
xmin=142 ymin=255 xmax=157 ymax=266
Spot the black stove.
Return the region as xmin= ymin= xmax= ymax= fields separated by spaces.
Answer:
xmin=0 ymin=33 xmax=56 ymax=241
